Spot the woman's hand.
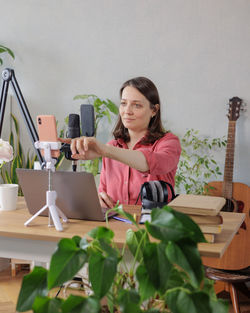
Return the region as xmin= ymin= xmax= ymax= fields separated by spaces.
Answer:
xmin=59 ymin=136 xmax=105 ymax=160
xmin=98 ymin=191 xmax=115 ymax=209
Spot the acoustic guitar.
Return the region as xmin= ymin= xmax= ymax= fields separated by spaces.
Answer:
xmin=202 ymin=97 xmax=250 ymax=270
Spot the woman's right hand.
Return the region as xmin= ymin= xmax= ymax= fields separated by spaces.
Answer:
xmin=58 ymin=136 xmax=104 ymax=160
xmin=98 ymin=191 xmax=115 ymax=209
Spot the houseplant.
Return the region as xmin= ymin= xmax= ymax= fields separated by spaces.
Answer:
xmin=175 ymin=129 xmax=227 ymax=195
xmin=16 ymin=204 xmax=228 ymax=313
xmin=73 ymin=94 xmax=119 ymax=176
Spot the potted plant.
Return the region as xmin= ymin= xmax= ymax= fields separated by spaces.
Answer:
xmin=175 ymin=129 xmax=227 ymax=195
xmin=73 ymin=94 xmax=119 ymax=176
xmin=16 ymin=205 xmax=228 ymax=313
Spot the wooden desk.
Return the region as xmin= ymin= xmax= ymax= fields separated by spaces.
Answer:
xmin=0 ymin=198 xmax=245 ymax=263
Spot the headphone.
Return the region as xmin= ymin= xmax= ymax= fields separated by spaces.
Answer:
xmin=138 ymin=180 xmax=177 ymax=210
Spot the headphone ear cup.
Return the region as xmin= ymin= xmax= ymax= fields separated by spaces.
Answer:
xmin=140 ymin=182 xmax=152 ymax=201
xmin=154 ymin=180 xmax=164 ymax=202
xmin=148 ymin=181 xmax=158 ymax=202
xmin=159 ymin=180 xmax=169 ymax=203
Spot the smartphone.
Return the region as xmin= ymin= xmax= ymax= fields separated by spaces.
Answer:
xmin=37 ymin=115 xmax=60 ymax=158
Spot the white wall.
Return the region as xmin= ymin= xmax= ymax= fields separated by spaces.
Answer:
xmin=0 ymin=0 xmax=249 ymax=185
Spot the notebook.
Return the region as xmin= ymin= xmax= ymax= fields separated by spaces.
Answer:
xmin=16 ymin=169 xmax=116 ymax=221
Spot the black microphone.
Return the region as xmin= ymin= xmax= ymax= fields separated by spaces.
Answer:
xmin=60 ymin=114 xmax=80 ymax=170
xmin=80 ymin=104 xmax=95 ymax=137
xmin=67 ymin=114 xmax=80 ymax=139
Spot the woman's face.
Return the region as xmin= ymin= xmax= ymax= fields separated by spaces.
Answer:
xmin=120 ymin=86 xmax=155 ymax=134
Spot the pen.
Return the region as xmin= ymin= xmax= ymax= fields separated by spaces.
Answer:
xmin=112 ymin=216 xmax=133 ymax=224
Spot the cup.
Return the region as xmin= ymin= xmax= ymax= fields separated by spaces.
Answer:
xmin=0 ymin=184 xmax=18 ymax=211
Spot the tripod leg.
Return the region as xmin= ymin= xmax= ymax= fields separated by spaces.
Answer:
xmin=55 ymin=206 xmax=68 ymax=223
xmin=24 ymin=205 xmax=48 ymax=226
xmin=49 ymin=205 xmax=63 ymax=231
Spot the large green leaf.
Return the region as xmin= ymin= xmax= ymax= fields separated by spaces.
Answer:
xmin=143 ymin=242 xmax=172 ymax=293
xmin=126 ymin=228 xmax=149 ymax=261
xmin=106 ymin=99 xmax=119 ymax=114
xmin=32 ymin=297 xmax=62 ymax=313
xmin=117 ymin=289 xmax=141 ymax=313
xmin=146 ymin=206 xmax=205 ymax=243
xmin=136 ymin=264 xmax=156 ymax=301
xmin=166 ymin=289 xmax=212 ymax=313
xmin=48 ymin=238 xmax=88 ymax=289
xmin=62 ymin=295 xmax=100 ymax=313
xmin=16 ymin=266 xmax=48 ymax=312
xmin=89 ymin=251 xmax=118 ymax=298
xmin=88 ymin=226 xmax=114 ymax=242
xmin=166 ymin=240 xmax=204 ymax=287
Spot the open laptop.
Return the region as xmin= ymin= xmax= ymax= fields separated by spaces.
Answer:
xmin=16 ymin=169 xmax=116 ymax=221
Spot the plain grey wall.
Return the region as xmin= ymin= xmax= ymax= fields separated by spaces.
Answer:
xmin=0 ymin=0 xmax=249 ymax=185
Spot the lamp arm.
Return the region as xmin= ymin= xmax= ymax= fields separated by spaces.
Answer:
xmin=0 ymin=68 xmax=43 ymax=164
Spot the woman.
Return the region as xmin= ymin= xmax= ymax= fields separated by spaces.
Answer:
xmin=62 ymin=77 xmax=181 ymax=208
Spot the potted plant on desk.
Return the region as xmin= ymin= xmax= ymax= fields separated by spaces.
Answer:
xmin=16 ymin=205 xmax=228 ymax=313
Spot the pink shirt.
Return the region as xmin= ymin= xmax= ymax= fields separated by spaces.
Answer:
xmin=98 ymin=132 xmax=181 ymax=205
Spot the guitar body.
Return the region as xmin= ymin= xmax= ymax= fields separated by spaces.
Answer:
xmin=202 ymin=181 xmax=250 ymax=270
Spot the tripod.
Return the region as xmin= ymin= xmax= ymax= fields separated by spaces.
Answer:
xmin=0 ymin=68 xmax=43 ymax=164
xmin=24 ymin=141 xmax=68 ymax=231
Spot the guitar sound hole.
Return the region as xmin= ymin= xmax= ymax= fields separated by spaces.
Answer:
xmin=221 ymin=199 xmax=235 ymax=212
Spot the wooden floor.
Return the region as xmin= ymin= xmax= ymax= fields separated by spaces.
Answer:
xmin=0 ymin=263 xmax=249 ymax=313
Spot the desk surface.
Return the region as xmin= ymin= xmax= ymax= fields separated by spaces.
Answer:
xmin=0 ymin=198 xmax=245 ymax=258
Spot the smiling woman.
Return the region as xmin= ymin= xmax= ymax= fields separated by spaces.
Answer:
xmin=60 ymin=77 xmax=181 ymax=209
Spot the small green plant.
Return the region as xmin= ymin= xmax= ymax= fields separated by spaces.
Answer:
xmin=16 ymin=204 xmax=228 ymax=313
xmin=73 ymin=94 xmax=119 ymax=175
xmin=0 ymin=44 xmax=15 ymax=65
xmin=0 ymin=114 xmax=37 ymax=195
xmin=175 ymin=129 xmax=227 ymax=195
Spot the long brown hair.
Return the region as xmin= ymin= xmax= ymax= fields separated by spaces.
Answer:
xmin=113 ymin=76 xmax=166 ymax=144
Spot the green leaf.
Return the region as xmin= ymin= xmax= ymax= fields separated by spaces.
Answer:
xmin=48 ymin=238 xmax=88 ymax=289
xmin=146 ymin=206 xmax=205 ymax=243
xmin=143 ymin=242 xmax=172 ymax=293
xmin=166 ymin=240 xmax=204 ymax=287
xmin=209 ymin=298 xmax=229 ymax=313
xmin=117 ymin=289 xmax=141 ymax=313
xmin=165 ymin=267 xmax=186 ymax=289
xmin=73 ymin=94 xmax=92 ymax=101
xmin=126 ymin=228 xmax=149 ymax=261
xmin=11 ymin=113 xmax=19 ymax=136
xmin=62 ymin=295 xmax=100 ymax=313
xmin=32 ymin=297 xmax=62 ymax=313
xmin=88 ymin=226 xmax=114 ymax=242
xmin=112 ymin=204 xmax=138 ymax=227
xmin=0 ymin=45 xmax=15 ymax=58
xmin=89 ymin=251 xmax=118 ymax=298
xmin=16 ymin=266 xmax=48 ymax=312
xmin=136 ymin=264 xmax=156 ymax=301
xmin=166 ymin=289 xmax=212 ymax=313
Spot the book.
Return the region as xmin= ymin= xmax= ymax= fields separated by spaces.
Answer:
xmin=168 ymin=194 xmax=226 ymax=216
xmin=199 ymin=224 xmax=222 ymax=234
xmin=203 ymin=233 xmax=215 ymax=243
xmin=188 ymin=214 xmax=223 ymax=225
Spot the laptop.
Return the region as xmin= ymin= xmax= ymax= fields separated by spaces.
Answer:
xmin=16 ymin=169 xmax=116 ymax=221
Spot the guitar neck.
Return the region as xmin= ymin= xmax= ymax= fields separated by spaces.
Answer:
xmin=222 ymin=121 xmax=236 ymax=198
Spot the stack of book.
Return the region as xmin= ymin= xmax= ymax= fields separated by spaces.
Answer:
xmin=168 ymin=194 xmax=226 ymax=243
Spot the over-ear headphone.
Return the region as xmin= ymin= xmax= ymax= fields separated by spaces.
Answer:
xmin=138 ymin=180 xmax=176 ymax=211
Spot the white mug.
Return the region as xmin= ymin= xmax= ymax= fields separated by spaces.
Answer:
xmin=0 ymin=184 xmax=19 ymax=211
